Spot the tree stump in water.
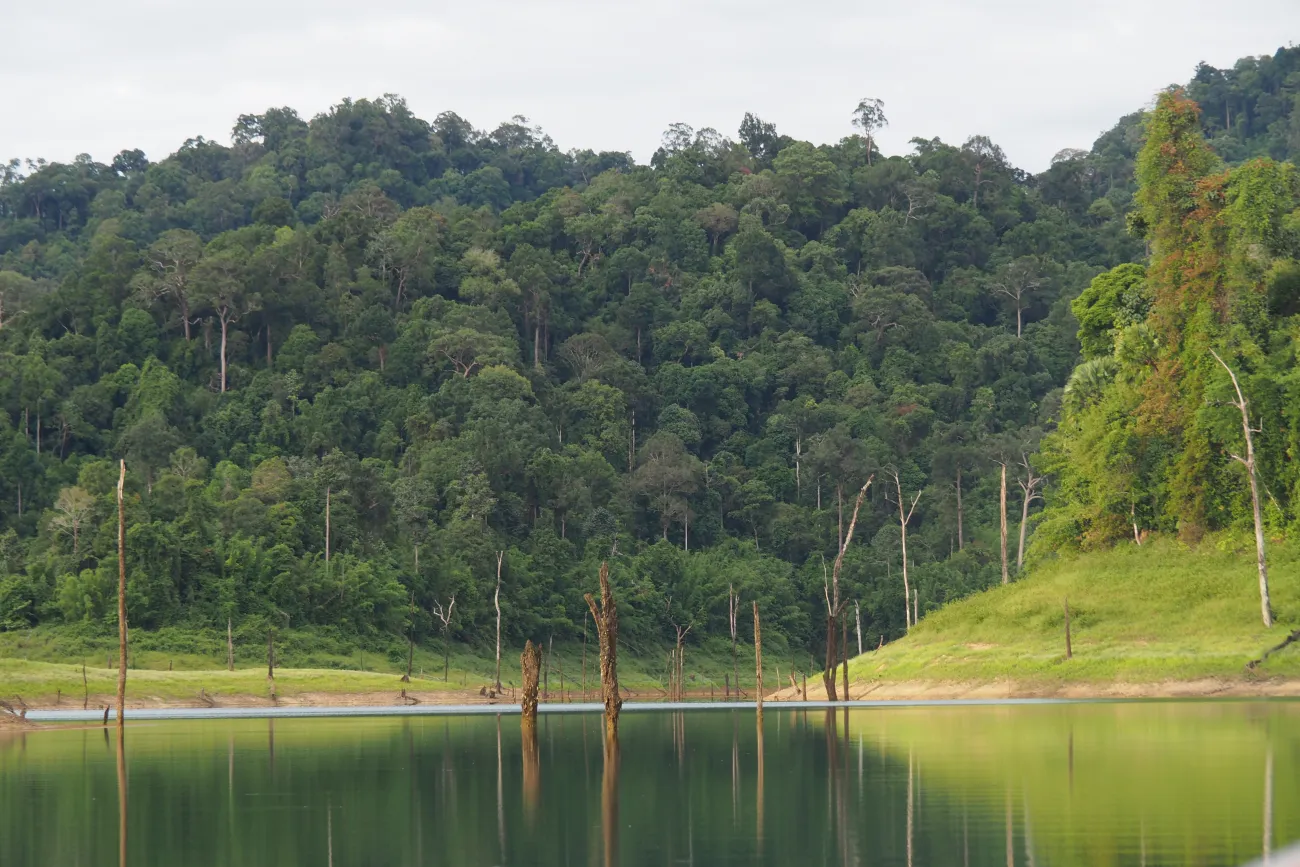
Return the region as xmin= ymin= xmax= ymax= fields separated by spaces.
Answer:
xmin=584 ymin=561 xmax=622 ymax=740
xmin=521 ymin=640 xmax=542 ymax=721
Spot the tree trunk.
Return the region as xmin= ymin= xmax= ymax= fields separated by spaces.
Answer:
xmin=220 ymin=314 xmax=229 ymax=393
xmin=443 ymin=629 xmax=450 ymax=682
xmin=227 ymin=617 xmax=234 ymax=671
xmin=181 ymin=297 xmax=191 ymax=341
xmin=999 ymin=464 xmax=1009 ymax=585
xmin=521 ymin=640 xmax=542 ymax=722
xmin=35 ymin=413 xmax=40 ymax=454
xmin=956 ymin=467 xmax=964 ymax=551
xmin=840 ymin=619 xmax=849 ymax=701
xmin=584 ymin=562 xmax=622 ymax=739
xmin=855 ymin=601 xmax=862 ymax=656
xmin=753 ymin=601 xmax=763 ymax=714
xmin=325 ymin=488 xmax=331 ymax=565
xmin=494 ymin=552 xmax=504 ymax=690
xmin=116 ymin=461 xmax=128 ymax=729
xmin=533 ymin=323 xmax=541 ymax=370
xmin=1063 ymin=599 xmax=1072 ymax=660
xmin=266 ymin=323 xmax=273 ymax=367
xmin=1018 ymin=486 xmax=1032 ymax=572
xmin=1211 ymin=350 xmax=1271 ymax=627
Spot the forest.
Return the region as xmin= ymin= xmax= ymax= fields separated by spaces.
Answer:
xmin=1 ymin=46 xmax=1298 ymax=664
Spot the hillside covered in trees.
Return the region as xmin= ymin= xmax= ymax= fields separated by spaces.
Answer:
xmin=1 ymin=46 xmax=1298 ymax=661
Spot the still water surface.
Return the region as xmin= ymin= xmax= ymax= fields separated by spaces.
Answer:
xmin=1 ymin=701 xmax=1296 ymax=866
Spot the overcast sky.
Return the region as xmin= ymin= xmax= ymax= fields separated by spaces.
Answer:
xmin=4 ymin=0 xmax=1298 ymax=174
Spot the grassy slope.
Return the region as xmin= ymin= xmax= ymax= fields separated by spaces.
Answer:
xmin=850 ymin=538 xmax=1300 ymax=685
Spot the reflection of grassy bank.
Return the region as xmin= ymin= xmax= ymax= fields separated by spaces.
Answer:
xmin=830 ymin=702 xmax=1300 ymax=866
xmin=846 ymin=540 xmax=1300 ymax=687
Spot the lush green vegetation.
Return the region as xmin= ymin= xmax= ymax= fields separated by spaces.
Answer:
xmin=2 ymin=46 xmax=1299 ymax=673
xmin=850 ymin=538 xmax=1300 ymax=685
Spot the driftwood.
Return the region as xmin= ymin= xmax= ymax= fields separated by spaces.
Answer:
xmin=584 ymin=561 xmax=621 ymax=739
xmin=1247 ymin=630 xmax=1300 ymax=670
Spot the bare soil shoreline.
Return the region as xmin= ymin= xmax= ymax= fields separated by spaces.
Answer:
xmin=11 ymin=677 xmax=1300 ymax=714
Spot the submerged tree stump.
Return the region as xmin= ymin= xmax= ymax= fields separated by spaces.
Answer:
xmin=585 ymin=561 xmax=622 ymax=739
xmin=521 ymin=640 xmax=542 ymax=721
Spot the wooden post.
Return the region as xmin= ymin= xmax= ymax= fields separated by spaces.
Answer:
xmin=1064 ymin=598 xmax=1072 ymax=660
xmin=753 ymin=601 xmax=763 ymax=714
xmin=584 ymin=562 xmax=622 ymax=739
xmin=116 ymin=460 xmax=127 ymax=729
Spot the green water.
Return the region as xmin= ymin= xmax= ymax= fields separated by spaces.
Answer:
xmin=1 ymin=702 xmax=1296 ymax=866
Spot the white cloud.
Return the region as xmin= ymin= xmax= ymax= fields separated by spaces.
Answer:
xmin=2 ymin=0 xmax=1297 ymax=172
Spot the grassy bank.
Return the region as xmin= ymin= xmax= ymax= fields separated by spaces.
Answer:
xmin=842 ymin=538 xmax=1300 ymax=689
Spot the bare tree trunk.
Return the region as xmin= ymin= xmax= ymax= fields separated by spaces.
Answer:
xmin=840 ymin=619 xmax=849 ymax=700
xmin=403 ymin=592 xmax=415 ymax=683
xmin=585 ymin=562 xmax=622 ymax=739
xmin=999 ymin=464 xmax=1009 ymax=585
xmin=1018 ymin=491 xmax=1031 ymax=573
xmin=227 ymin=618 xmax=234 ymax=671
xmin=729 ymin=585 xmax=739 ymax=703
xmin=956 ymin=467 xmax=964 ymax=550
xmin=325 ymin=487 xmax=331 ymax=565
xmin=855 ymin=601 xmax=863 ymax=656
xmin=116 ymin=461 xmax=128 ymax=729
xmin=1209 ymin=351 xmax=1273 ymax=627
xmin=1063 ymin=599 xmax=1072 ymax=660
xmin=753 ymin=601 xmax=763 ymax=715
xmin=521 ymin=640 xmax=541 ymax=722
xmin=220 ymin=315 xmax=229 ymax=393
xmin=892 ymin=471 xmax=921 ymax=630
xmin=494 ymin=552 xmax=504 ymax=690
xmin=825 ymin=477 xmax=873 ymax=701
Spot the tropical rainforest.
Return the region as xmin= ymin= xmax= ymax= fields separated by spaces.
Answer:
xmin=1 ymin=46 xmax=1299 ymax=665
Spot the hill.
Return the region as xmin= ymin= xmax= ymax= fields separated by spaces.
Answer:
xmin=795 ymin=540 xmax=1300 ymax=698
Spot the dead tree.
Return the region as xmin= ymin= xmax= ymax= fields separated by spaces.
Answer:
xmin=1210 ymin=350 xmax=1273 ymax=628
xmin=116 ymin=460 xmax=128 ymax=729
xmin=494 ymin=551 xmax=504 ymax=690
xmin=888 ymin=469 xmax=921 ymax=630
xmin=1016 ymin=454 xmax=1045 ymax=573
xmin=521 ymin=640 xmax=542 ymax=722
xmin=854 ymin=600 xmax=863 ymax=656
xmin=226 ymin=617 xmax=234 ymax=672
xmin=728 ymin=585 xmax=740 ymax=701
xmin=585 ymin=561 xmax=622 ymax=739
xmin=999 ymin=461 xmax=1010 ymax=585
xmin=825 ymin=476 xmax=872 ymax=701
xmin=402 ymin=591 xmax=416 ymax=683
xmin=431 ymin=594 xmax=456 ymax=682
xmin=753 ymin=601 xmax=763 ymax=714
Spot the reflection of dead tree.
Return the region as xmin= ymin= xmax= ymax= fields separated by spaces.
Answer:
xmin=584 ymin=562 xmax=622 ymax=739
xmin=825 ymin=477 xmax=872 ymax=701
xmin=753 ymin=601 xmax=763 ymax=714
xmin=116 ymin=723 xmax=128 ymax=867
xmin=601 ymin=725 xmax=621 ymax=867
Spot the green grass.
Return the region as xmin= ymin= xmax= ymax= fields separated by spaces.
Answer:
xmin=0 ymin=625 xmax=786 ymax=704
xmin=851 ymin=537 xmax=1300 ymax=685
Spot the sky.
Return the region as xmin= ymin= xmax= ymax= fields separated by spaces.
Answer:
xmin=3 ymin=0 xmax=1299 ymax=174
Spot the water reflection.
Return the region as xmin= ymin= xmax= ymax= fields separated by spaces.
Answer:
xmin=1 ymin=702 xmax=1298 ymax=866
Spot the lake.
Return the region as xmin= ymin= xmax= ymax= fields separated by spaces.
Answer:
xmin=2 ymin=701 xmax=1296 ymax=866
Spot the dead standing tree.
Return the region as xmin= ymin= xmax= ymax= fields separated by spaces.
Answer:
xmin=753 ymin=601 xmax=763 ymax=715
xmin=824 ymin=476 xmax=872 ymax=701
xmin=521 ymin=640 xmax=542 ymax=723
xmin=494 ymin=552 xmax=504 ymax=690
xmin=1016 ymin=454 xmax=1045 ymax=573
xmin=998 ymin=461 xmax=1010 ymax=585
xmin=886 ymin=469 xmax=921 ymax=631
xmin=115 ymin=460 xmax=128 ymax=729
xmin=585 ymin=561 xmax=622 ymax=740
xmin=431 ymin=595 xmax=456 ymax=682
xmin=727 ymin=584 xmax=740 ymax=699
xmin=1210 ymin=349 xmax=1273 ymax=628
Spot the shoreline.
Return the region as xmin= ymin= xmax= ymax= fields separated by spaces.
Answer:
xmin=10 ymin=676 xmax=1300 ymax=718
